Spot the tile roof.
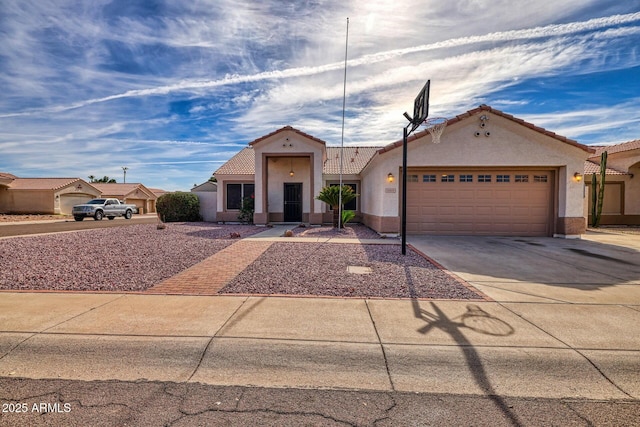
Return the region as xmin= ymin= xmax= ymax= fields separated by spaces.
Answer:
xmin=324 ymin=147 xmax=378 ymax=174
xmin=214 ymin=146 xmax=378 ymax=176
xmin=214 ymin=147 xmax=256 ymax=175
xmin=91 ymin=183 xmax=156 ymax=198
xmin=584 ymin=160 xmax=629 ymax=175
xmin=0 ymin=172 xmax=18 ymax=180
xmin=248 ymin=126 xmax=327 ymax=147
xmin=377 ymin=105 xmax=595 ymax=154
xmin=589 ymin=139 xmax=640 ymax=158
xmin=7 ymin=178 xmax=87 ymax=190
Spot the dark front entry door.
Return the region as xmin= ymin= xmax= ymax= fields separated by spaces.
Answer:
xmin=283 ymin=183 xmax=302 ymax=222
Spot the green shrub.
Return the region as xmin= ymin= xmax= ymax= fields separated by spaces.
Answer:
xmin=341 ymin=209 xmax=356 ymax=226
xmin=156 ymin=192 xmax=201 ymax=222
xmin=237 ymin=196 xmax=254 ymax=224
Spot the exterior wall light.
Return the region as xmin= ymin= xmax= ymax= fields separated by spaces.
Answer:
xmin=387 ymin=173 xmax=394 ymax=183
xmin=289 ymin=159 xmax=294 ymax=177
xmin=574 ymin=172 xmax=583 ymax=182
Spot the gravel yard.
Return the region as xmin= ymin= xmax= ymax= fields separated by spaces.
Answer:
xmin=220 ymin=242 xmax=482 ymax=299
xmin=0 ymin=223 xmax=261 ymax=292
xmin=291 ymin=224 xmax=386 ymax=239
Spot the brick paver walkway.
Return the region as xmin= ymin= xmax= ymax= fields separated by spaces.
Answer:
xmin=147 ymin=240 xmax=273 ymax=295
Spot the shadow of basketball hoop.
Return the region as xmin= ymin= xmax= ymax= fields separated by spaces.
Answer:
xmin=460 ymin=304 xmax=515 ymax=337
xmin=406 ymin=267 xmax=522 ymax=427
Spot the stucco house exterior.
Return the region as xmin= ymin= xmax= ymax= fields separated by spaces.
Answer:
xmin=90 ymin=183 xmax=158 ymax=214
xmin=585 ymin=140 xmax=640 ymax=225
xmin=214 ymin=105 xmax=595 ymax=237
xmin=0 ymin=176 xmax=101 ymax=215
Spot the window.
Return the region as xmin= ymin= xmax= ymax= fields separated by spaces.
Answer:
xmin=497 ymin=175 xmax=510 ymax=183
xmin=515 ymin=175 xmax=529 ymax=183
xmin=534 ymin=175 xmax=548 ymax=183
xmin=408 ymin=175 xmax=419 ymax=182
xmin=423 ymin=174 xmax=436 ymax=182
xmin=459 ymin=174 xmax=473 ymax=182
xmin=478 ymin=175 xmax=492 ymax=182
xmin=329 ymin=183 xmax=357 ymax=210
xmin=226 ymin=183 xmax=254 ymax=210
xmin=441 ymin=174 xmax=455 ymax=182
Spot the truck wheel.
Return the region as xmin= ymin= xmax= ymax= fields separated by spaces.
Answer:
xmin=107 ymin=216 xmax=115 ymax=220
xmin=94 ymin=210 xmax=104 ymax=221
xmin=124 ymin=210 xmax=132 ymax=220
xmin=74 ymin=216 xmax=84 ymax=222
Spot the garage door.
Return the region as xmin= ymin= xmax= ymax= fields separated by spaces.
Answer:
xmin=59 ymin=194 xmax=94 ymax=215
xmin=406 ymin=169 xmax=553 ymax=236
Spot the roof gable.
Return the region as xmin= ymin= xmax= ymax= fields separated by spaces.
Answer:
xmin=91 ymin=183 xmax=157 ymax=199
xmin=377 ymin=105 xmax=595 ymax=154
xmin=248 ymin=126 xmax=327 ymax=148
xmin=214 ymin=145 xmax=378 ymax=176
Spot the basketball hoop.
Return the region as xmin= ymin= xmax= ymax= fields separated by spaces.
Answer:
xmin=422 ymin=117 xmax=448 ymax=144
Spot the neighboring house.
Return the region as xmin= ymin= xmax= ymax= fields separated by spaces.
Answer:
xmin=191 ymin=180 xmax=218 ymax=222
xmin=149 ymin=188 xmax=168 ymax=198
xmin=214 ymin=105 xmax=594 ymax=237
xmin=0 ymin=176 xmax=100 ymax=214
xmin=90 ymin=183 xmax=158 ymax=214
xmin=584 ymin=140 xmax=640 ymax=225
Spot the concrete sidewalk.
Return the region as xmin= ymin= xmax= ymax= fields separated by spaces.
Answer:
xmin=0 ymin=230 xmax=638 ymax=409
xmin=0 ymin=291 xmax=638 ymax=401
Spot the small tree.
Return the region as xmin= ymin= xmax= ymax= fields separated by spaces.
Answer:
xmin=316 ymin=185 xmax=357 ymax=228
xmin=88 ymin=175 xmax=116 ymax=183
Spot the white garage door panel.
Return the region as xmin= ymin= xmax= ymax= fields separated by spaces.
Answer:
xmin=60 ymin=195 xmax=93 ymax=214
xmin=406 ymin=169 xmax=552 ymax=236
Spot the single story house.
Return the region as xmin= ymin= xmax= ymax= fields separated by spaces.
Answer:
xmin=90 ymin=183 xmax=158 ymax=214
xmin=214 ymin=105 xmax=595 ymax=237
xmin=584 ymin=140 xmax=640 ymax=225
xmin=0 ymin=176 xmax=101 ymax=215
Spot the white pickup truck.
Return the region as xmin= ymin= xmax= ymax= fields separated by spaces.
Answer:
xmin=72 ymin=198 xmax=138 ymax=221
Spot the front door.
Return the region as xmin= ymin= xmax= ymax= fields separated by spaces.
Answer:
xmin=283 ymin=183 xmax=302 ymax=222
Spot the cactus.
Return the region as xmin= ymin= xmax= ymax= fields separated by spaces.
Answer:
xmin=591 ymin=151 xmax=608 ymax=228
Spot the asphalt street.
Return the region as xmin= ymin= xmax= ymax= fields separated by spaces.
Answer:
xmin=1 ymin=377 xmax=638 ymax=427
xmin=0 ymin=216 xmax=158 ymax=238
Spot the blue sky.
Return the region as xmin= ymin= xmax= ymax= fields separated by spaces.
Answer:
xmin=1 ymin=1 xmax=639 ymax=191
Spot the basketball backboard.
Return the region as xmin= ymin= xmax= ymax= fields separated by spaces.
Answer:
xmin=412 ymin=80 xmax=430 ymax=126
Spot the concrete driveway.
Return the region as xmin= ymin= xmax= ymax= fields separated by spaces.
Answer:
xmin=408 ymin=231 xmax=640 ymax=304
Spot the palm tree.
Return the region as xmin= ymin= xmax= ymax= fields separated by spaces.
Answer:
xmin=316 ymin=185 xmax=357 ymax=228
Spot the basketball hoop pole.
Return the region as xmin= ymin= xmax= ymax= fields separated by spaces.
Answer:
xmin=401 ymin=80 xmax=430 ymax=255
xmin=401 ymin=124 xmax=410 ymax=255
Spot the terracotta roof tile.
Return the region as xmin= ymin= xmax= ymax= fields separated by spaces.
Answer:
xmin=584 ymin=160 xmax=629 ymax=175
xmin=8 ymin=178 xmax=86 ymax=190
xmin=323 ymin=147 xmax=377 ymax=174
xmin=0 ymin=172 xmax=18 ymax=180
xmin=214 ymin=147 xmax=256 ymax=175
xmin=589 ymin=139 xmax=640 ymax=158
xmin=91 ymin=183 xmax=156 ymax=199
xmin=377 ymin=105 xmax=595 ymax=154
xmin=214 ymin=146 xmax=378 ymax=176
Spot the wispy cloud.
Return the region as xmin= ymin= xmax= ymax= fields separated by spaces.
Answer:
xmin=1 ymin=1 xmax=639 ymax=189
xmin=3 ymin=12 xmax=638 ymax=118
